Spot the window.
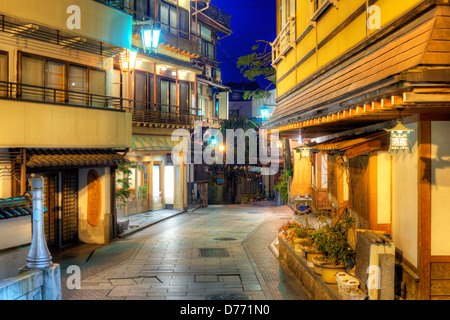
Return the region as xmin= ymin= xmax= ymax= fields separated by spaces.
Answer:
xmin=21 ymin=55 xmax=45 ymax=101
xmin=20 ymin=53 xmax=106 ymax=107
xmin=160 ymin=1 xmax=178 ymax=35
xmin=135 ymin=72 xmax=147 ymax=110
xmin=0 ymin=52 xmax=8 ymax=97
xmin=69 ymin=65 xmax=87 ymax=105
xmin=45 ymin=61 xmax=66 ymax=103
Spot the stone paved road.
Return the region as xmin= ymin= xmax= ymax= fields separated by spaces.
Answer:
xmin=60 ymin=204 xmax=310 ymax=300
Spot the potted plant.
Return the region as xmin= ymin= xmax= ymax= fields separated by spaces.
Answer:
xmin=311 ymin=215 xmax=355 ymax=283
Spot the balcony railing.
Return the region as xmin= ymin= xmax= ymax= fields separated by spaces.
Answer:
xmin=0 ymin=81 xmax=221 ymax=127
xmin=272 ymin=18 xmax=296 ymax=65
xmin=192 ymin=1 xmax=231 ymax=31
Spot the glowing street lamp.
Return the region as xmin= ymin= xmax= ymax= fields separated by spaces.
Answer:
xmin=210 ymin=136 xmax=217 ymax=146
xmin=119 ymin=49 xmax=138 ymax=73
xmin=260 ymin=106 xmax=270 ymax=121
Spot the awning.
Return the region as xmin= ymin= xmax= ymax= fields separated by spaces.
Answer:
xmin=22 ymin=149 xmax=128 ymax=169
xmin=0 ymin=195 xmax=47 ymax=220
xmin=132 ymin=135 xmax=180 ymax=152
xmin=302 ymin=131 xmax=390 ymax=159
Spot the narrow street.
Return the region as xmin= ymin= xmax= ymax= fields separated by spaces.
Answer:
xmin=57 ymin=204 xmax=310 ymax=300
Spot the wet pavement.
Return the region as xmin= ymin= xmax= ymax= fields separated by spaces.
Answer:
xmin=24 ymin=203 xmax=312 ymax=300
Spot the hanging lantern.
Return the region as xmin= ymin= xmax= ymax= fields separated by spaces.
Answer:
xmin=141 ymin=26 xmax=161 ymax=51
xmin=299 ymin=147 xmax=311 ymax=159
xmin=260 ymin=106 xmax=270 ymax=120
xmin=385 ymin=120 xmax=416 ymax=153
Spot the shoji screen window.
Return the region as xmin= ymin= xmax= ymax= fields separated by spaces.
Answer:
xmin=89 ymin=69 xmax=106 ymax=108
xmin=69 ymin=65 xmax=87 ymax=105
xmin=45 ymin=60 xmax=66 ymax=103
xmin=21 ymin=54 xmax=45 ymax=101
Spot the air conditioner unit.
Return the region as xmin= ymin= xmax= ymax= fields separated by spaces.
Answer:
xmin=355 ymin=230 xmax=395 ymax=300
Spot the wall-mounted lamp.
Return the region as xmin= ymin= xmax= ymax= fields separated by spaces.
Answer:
xmin=385 ymin=119 xmax=415 ymax=154
xmin=119 ymin=49 xmax=138 ymax=73
xmin=141 ymin=26 xmax=161 ymax=52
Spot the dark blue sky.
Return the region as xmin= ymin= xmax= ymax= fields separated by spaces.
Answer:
xmin=213 ymin=0 xmax=277 ymax=87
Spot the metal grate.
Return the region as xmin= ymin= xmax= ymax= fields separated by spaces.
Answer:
xmin=199 ymin=248 xmax=229 ymax=258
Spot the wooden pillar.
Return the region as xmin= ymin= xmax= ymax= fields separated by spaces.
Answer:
xmin=369 ymin=152 xmax=378 ymax=230
xmin=418 ymin=120 xmax=431 ymax=300
xmin=147 ymin=161 xmax=153 ymax=209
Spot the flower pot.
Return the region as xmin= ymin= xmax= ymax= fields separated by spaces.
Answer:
xmin=305 ymin=250 xmax=323 ymax=263
xmin=320 ymin=263 xmax=347 ymax=284
xmin=311 ymin=256 xmax=326 ymax=275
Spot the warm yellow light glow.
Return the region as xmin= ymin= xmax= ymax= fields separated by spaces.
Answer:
xmin=120 ymin=49 xmax=138 ymax=72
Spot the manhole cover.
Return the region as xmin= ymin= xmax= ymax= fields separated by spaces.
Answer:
xmin=213 ymin=238 xmax=237 ymax=241
xmin=199 ymin=248 xmax=229 ymax=257
xmin=207 ymin=293 xmax=252 ymax=300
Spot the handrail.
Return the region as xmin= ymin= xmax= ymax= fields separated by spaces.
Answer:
xmin=0 ymin=80 xmax=222 ymax=126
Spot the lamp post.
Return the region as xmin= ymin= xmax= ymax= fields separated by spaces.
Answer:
xmin=26 ymin=175 xmax=53 ymax=269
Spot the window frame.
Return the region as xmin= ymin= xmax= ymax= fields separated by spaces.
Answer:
xmin=18 ymin=51 xmax=106 ymax=107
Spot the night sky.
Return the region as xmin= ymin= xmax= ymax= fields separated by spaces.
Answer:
xmin=212 ymin=0 xmax=277 ymax=88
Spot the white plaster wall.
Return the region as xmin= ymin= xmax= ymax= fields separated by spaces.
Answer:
xmin=392 ymin=122 xmax=418 ymax=267
xmin=0 ymin=216 xmax=31 ymax=251
xmin=431 ymin=121 xmax=450 ymax=256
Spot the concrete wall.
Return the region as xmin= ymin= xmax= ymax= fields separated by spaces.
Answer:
xmin=0 ymin=216 xmax=31 ymax=251
xmin=392 ymin=122 xmax=418 ymax=268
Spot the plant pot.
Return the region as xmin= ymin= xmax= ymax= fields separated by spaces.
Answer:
xmin=312 ymin=256 xmax=331 ymax=275
xmin=321 ymin=263 xmax=347 ymax=284
xmin=305 ymin=250 xmax=323 ymax=263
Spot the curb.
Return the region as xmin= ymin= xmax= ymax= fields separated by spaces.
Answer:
xmin=117 ymin=210 xmax=186 ymax=239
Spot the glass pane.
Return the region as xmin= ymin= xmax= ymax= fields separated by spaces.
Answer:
xmin=153 ymin=164 xmax=160 ymax=200
xmin=169 ymin=5 xmax=177 ymax=34
xmin=0 ymin=53 xmax=7 ymax=97
xmin=170 ymin=82 xmax=177 ymax=113
xmin=69 ymin=65 xmax=87 ymax=105
xmin=138 ymin=165 xmax=148 ymax=200
xmin=21 ymin=55 xmax=45 ymax=101
xmin=89 ymin=69 xmax=106 ymax=107
xmin=179 ymin=8 xmax=189 ymax=39
xmin=160 ymin=2 xmax=169 ymax=32
xmin=135 ymin=72 xmax=147 ymax=110
xmin=45 ymin=60 xmax=66 ymax=103
xmin=161 ymin=80 xmax=168 ymax=114
xmin=164 ymin=165 xmax=174 ymax=205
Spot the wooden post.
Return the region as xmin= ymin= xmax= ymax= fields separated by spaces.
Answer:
xmin=20 ymin=149 xmax=26 ymax=195
xmin=369 ymin=152 xmax=378 ymax=230
xmin=418 ymin=120 xmax=431 ymax=300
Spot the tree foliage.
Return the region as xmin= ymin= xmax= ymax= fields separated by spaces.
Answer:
xmin=236 ymin=40 xmax=276 ymax=100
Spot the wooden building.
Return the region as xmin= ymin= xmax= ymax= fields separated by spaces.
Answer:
xmin=266 ymin=0 xmax=450 ymax=300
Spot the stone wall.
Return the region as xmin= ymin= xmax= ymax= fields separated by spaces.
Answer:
xmin=0 ymin=264 xmax=61 ymax=300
